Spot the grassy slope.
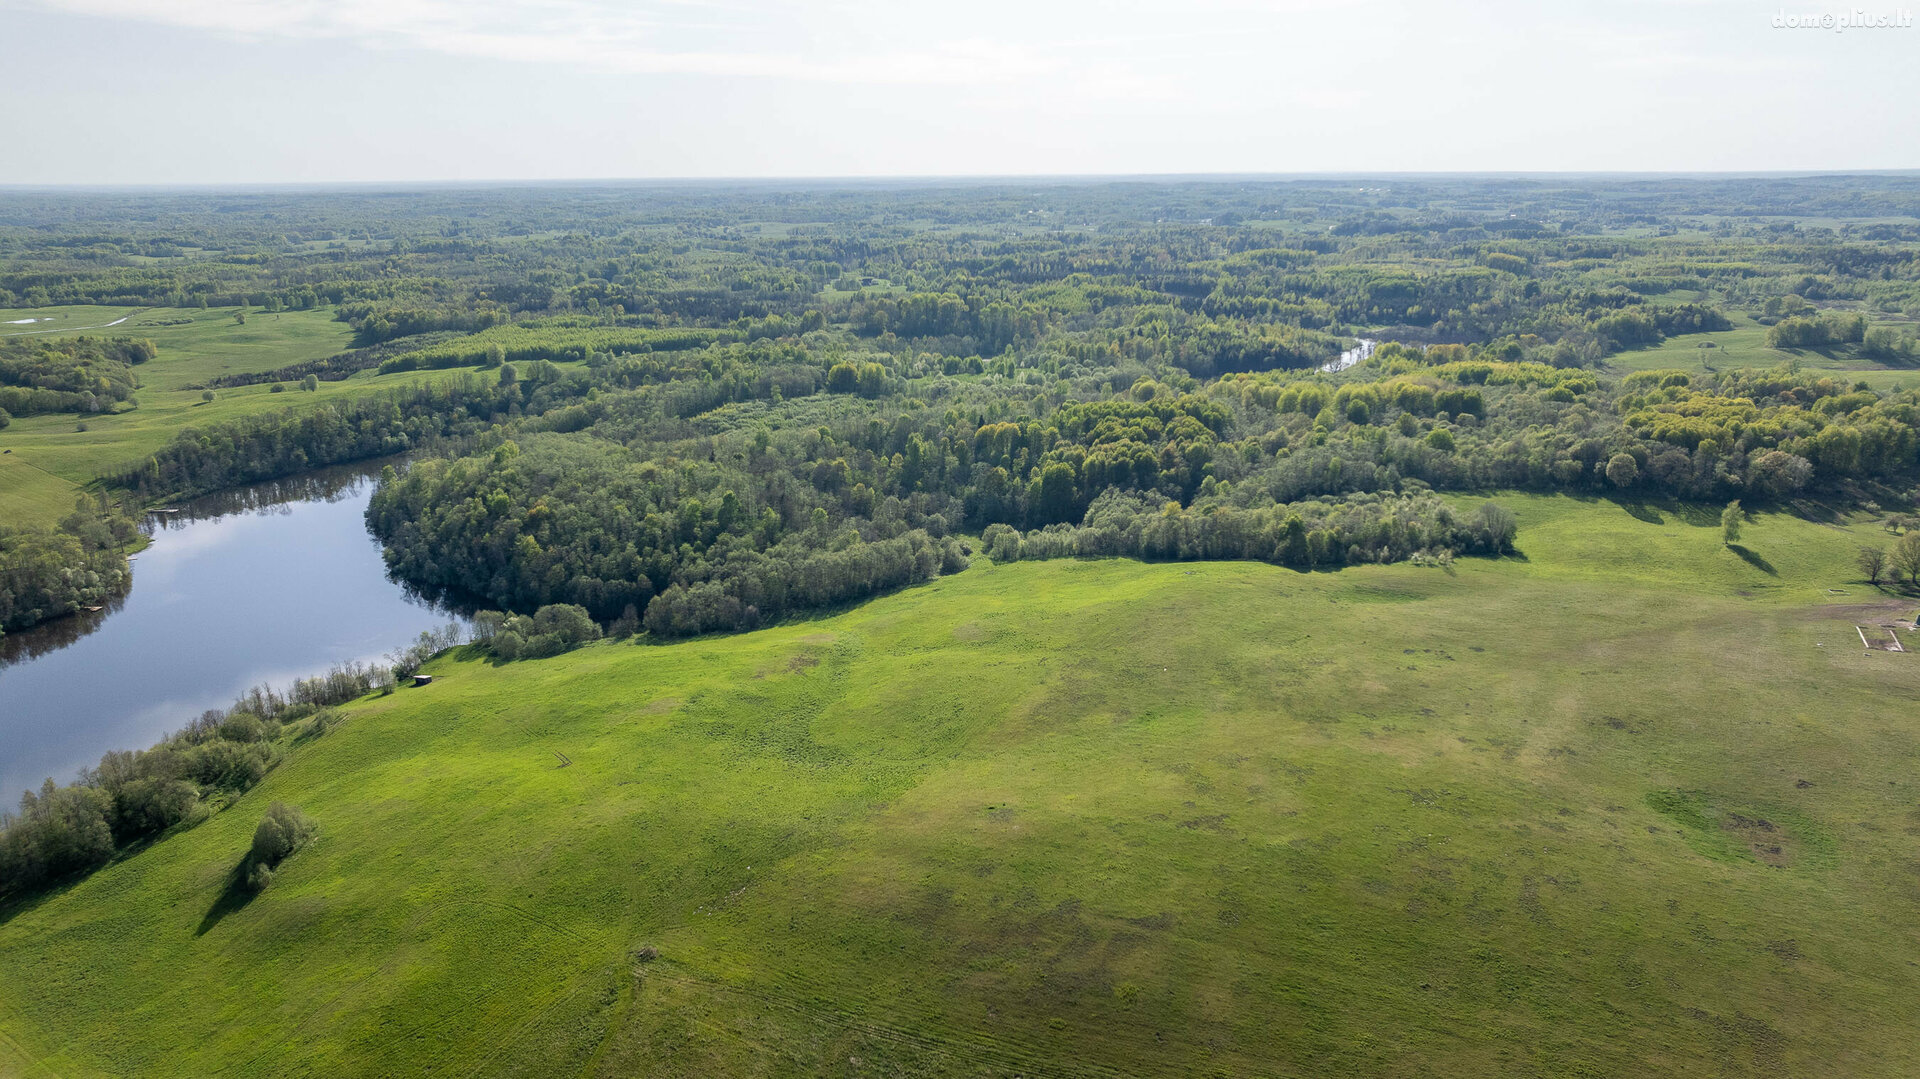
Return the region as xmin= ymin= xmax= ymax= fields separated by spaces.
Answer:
xmin=3 ymin=495 xmax=1918 ymax=1077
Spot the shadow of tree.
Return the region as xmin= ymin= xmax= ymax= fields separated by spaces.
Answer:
xmin=1598 ymin=494 xmax=1722 ymax=528
xmin=1673 ymin=501 xmax=1721 ymax=527
xmin=1789 ymin=498 xmax=1843 ymax=524
xmin=195 ymin=858 xmax=259 ymax=937
xmin=1727 ymin=544 xmax=1777 ymax=576
xmin=0 ymin=876 xmax=78 ymax=929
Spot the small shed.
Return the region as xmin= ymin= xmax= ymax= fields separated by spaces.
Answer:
xmin=413 ymin=674 xmax=434 ymax=687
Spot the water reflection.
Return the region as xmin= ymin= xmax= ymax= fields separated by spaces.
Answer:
xmin=0 ymin=595 xmax=125 ymax=670
xmin=0 ymin=460 xmax=470 ymax=804
xmin=154 ymin=462 xmax=381 ymax=526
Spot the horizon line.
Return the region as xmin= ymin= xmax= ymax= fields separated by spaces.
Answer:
xmin=5 ymin=168 xmax=1920 ymax=193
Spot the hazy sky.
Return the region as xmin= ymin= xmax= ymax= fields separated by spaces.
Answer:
xmin=2 ymin=0 xmax=1915 ymax=183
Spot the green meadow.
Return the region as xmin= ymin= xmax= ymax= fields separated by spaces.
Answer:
xmin=1608 ymin=312 xmax=1920 ymax=391
xmin=1 ymin=305 xmax=352 ymax=391
xmin=0 ymin=307 xmax=143 ymax=339
xmin=0 ymin=306 xmax=494 ymax=528
xmin=3 ymin=495 xmax=1916 ymax=1077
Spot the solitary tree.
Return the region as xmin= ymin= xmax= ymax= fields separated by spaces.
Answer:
xmin=1721 ymin=500 xmax=1743 ymax=544
xmin=200 ymin=390 xmax=215 ymax=405
xmin=1860 ymin=545 xmax=1889 ymax=585
xmin=301 ymin=374 xmax=319 ymax=392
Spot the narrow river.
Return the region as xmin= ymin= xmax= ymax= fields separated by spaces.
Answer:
xmin=0 ymin=462 xmax=469 ymax=804
xmin=1321 ymin=337 xmax=1376 ymax=373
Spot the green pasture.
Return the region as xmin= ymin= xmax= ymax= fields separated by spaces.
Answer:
xmin=1 ymin=305 xmax=353 ymax=391
xmin=1608 ymin=313 xmax=1920 ymax=391
xmin=3 ymin=494 xmax=1917 ymax=1076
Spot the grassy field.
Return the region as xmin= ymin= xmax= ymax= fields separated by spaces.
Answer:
xmin=2 ymin=494 xmax=1917 ymax=1077
xmin=0 ymin=306 xmax=145 ymax=338
xmin=0 ymin=452 xmax=85 ymax=524
xmin=0 ymin=306 xmax=492 ymax=528
xmin=1609 ymin=313 xmax=1920 ymax=391
xmin=1 ymin=305 xmax=353 ymax=391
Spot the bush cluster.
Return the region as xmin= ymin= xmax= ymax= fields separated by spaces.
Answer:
xmin=244 ymin=803 xmax=316 ymax=891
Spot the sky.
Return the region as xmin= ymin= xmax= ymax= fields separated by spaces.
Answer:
xmin=1 ymin=0 xmax=1915 ymax=184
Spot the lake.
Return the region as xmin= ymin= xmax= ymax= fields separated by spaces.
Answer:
xmin=0 ymin=462 xmax=469 ymax=804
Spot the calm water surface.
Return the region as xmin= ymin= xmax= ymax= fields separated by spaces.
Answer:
xmin=0 ymin=463 xmax=468 ymax=803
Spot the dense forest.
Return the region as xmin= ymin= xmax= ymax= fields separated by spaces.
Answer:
xmin=5 ymin=177 xmax=1920 ymax=644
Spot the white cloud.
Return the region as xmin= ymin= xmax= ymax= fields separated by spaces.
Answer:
xmin=13 ymin=0 xmax=1282 ymax=93
xmin=4 ymin=0 xmax=1913 ymax=180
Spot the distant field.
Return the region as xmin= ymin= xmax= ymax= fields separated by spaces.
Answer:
xmin=1 ymin=304 xmax=353 ymax=391
xmin=3 ymin=495 xmax=1916 ymax=1077
xmin=0 ymin=306 xmax=512 ymax=528
xmin=0 ymin=305 xmax=145 ymax=336
xmin=1609 ymin=313 xmax=1920 ymax=391
xmin=0 ymin=374 xmax=413 ymax=526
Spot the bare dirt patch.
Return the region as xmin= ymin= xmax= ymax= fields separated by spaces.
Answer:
xmin=1722 ymin=813 xmax=1794 ymax=867
xmin=1805 ymin=600 xmax=1912 ymax=623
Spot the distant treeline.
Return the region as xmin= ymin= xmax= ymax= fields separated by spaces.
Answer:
xmin=983 ymin=490 xmax=1516 ymax=568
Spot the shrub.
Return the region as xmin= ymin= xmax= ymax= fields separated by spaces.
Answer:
xmin=217 ymin=711 xmax=267 ymax=743
xmin=110 ymin=777 xmax=197 ymax=841
xmin=487 ymin=603 xmax=600 ymax=659
xmin=248 ymin=802 xmax=316 ymax=880
xmin=186 ymin=739 xmax=272 ymax=791
xmin=1472 ymin=502 xmax=1518 ymax=553
xmin=984 ymin=523 xmax=1021 ymax=562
